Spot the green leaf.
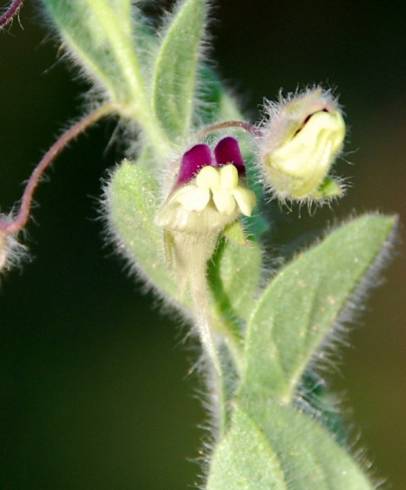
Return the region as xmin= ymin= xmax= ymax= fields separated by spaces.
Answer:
xmin=152 ymin=0 xmax=207 ymax=140
xmin=43 ymin=0 xmax=174 ymax=155
xmin=105 ymin=154 xmax=179 ymax=301
xmin=42 ymin=0 xmax=153 ymax=121
xmin=207 ymin=405 xmax=287 ymax=490
xmin=207 ymin=402 xmax=373 ymax=489
xmin=242 ymin=214 xmax=396 ymax=403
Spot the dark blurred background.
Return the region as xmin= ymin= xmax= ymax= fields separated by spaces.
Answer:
xmin=0 ymin=0 xmax=405 ymax=488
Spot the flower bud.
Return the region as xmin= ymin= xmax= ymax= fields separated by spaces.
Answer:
xmin=259 ymin=88 xmax=346 ymax=202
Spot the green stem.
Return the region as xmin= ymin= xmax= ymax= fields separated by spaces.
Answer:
xmin=211 ymin=311 xmax=244 ymax=374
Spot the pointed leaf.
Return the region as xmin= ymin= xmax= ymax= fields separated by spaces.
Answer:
xmin=152 ymin=0 xmax=207 ymax=140
xmin=207 ymin=405 xmax=287 ymax=490
xmin=105 ymin=155 xmax=179 ymax=300
xmin=42 ymin=0 xmax=147 ymax=111
xmin=242 ymin=214 xmax=396 ymax=402
xmin=207 ymin=401 xmax=373 ymax=489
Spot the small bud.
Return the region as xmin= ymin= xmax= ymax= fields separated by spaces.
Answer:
xmin=259 ymin=88 xmax=346 ymax=203
xmin=156 ymin=137 xmax=256 ymax=235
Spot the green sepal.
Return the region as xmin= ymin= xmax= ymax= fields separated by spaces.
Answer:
xmin=313 ymin=176 xmax=344 ymax=200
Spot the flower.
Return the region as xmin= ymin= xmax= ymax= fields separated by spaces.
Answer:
xmin=156 ymin=137 xmax=256 ymax=234
xmin=259 ymin=88 xmax=346 ymax=202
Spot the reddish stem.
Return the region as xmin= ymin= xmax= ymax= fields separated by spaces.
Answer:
xmin=197 ymin=120 xmax=262 ymax=139
xmin=0 ymin=104 xmax=114 ymax=235
xmin=0 ymin=0 xmax=24 ymax=28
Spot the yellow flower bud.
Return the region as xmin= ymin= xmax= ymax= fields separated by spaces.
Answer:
xmin=259 ymin=88 xmax=346 ymax=202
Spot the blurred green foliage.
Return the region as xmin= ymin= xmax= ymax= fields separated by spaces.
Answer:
xmin=0 ymin=1 xmax=405 ymax=488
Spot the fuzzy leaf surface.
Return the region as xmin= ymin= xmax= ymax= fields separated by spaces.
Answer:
xmin=207 ymin=405 xmax=287 ymax=490
xmin=106 ymin=156 xmax=178 ymax=301
xmin=152 ymin=0 xmax=206 ymax=140
xmin=207 ymin=401 xmax=373 ymax=489
xmin=242 ymin=214 xmax=396 ymax=403
xmin=42 ymin=0 xmax=145 ymax=108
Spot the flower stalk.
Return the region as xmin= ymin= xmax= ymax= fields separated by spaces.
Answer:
xmin=197 ymin=120 xmax=261 ymax=139
xmin=0 ymin=103 xmax=115 ymax=235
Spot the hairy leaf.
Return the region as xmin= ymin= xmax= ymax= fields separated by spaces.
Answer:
xmin=207 ymin=402 xmax=373 ymax=489
xmin=152 ymin=0 xmax=207 ymax=140
xmin=105 ymin=155 xmax=179 ymax=301
xmin=242 ymin=214 xmax=396 ymax=403
xmin=42 ymin=0 xmax=149 ymax=115
xmin=207 ymin=405 xmax=287 ymax=490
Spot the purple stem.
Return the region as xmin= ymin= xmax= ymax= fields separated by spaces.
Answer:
xmin=0 ymin=0 xmax=24 ymax=28
xmin=0 ymin=104 xmax=114 ymax=235
xmin=197 ymin=120 xmax=262 ymax=139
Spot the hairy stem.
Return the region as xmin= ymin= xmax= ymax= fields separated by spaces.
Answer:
xmin=197 ymin=120 xmax=262 ymax=139
xmin=0 ymin=103 xmax=115 ymax=234
xmin=0 ymin=0 xmax=23 ymax=28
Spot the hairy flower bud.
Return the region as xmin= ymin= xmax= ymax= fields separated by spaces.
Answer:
xmin=259 ymin=88 xmax=346 ymax=203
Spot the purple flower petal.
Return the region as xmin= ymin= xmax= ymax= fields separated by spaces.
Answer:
xmin=177 ymin=144 xmax=213 ymax=185
xmin=214 ymin=137 xmax=245 ymax=175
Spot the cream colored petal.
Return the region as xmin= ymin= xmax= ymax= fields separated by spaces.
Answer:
xmin=172 ymin=185 xmax=210 ymax=211
xmin=196 ymin=165 xmax=220 ymax=190
xmin=212 ymin=190 xmax=236 ymax=215
xmin=232 ymin=187 xmax=257 ymax=216
xmin=219 ymin=164 xmax=239 ymax=190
